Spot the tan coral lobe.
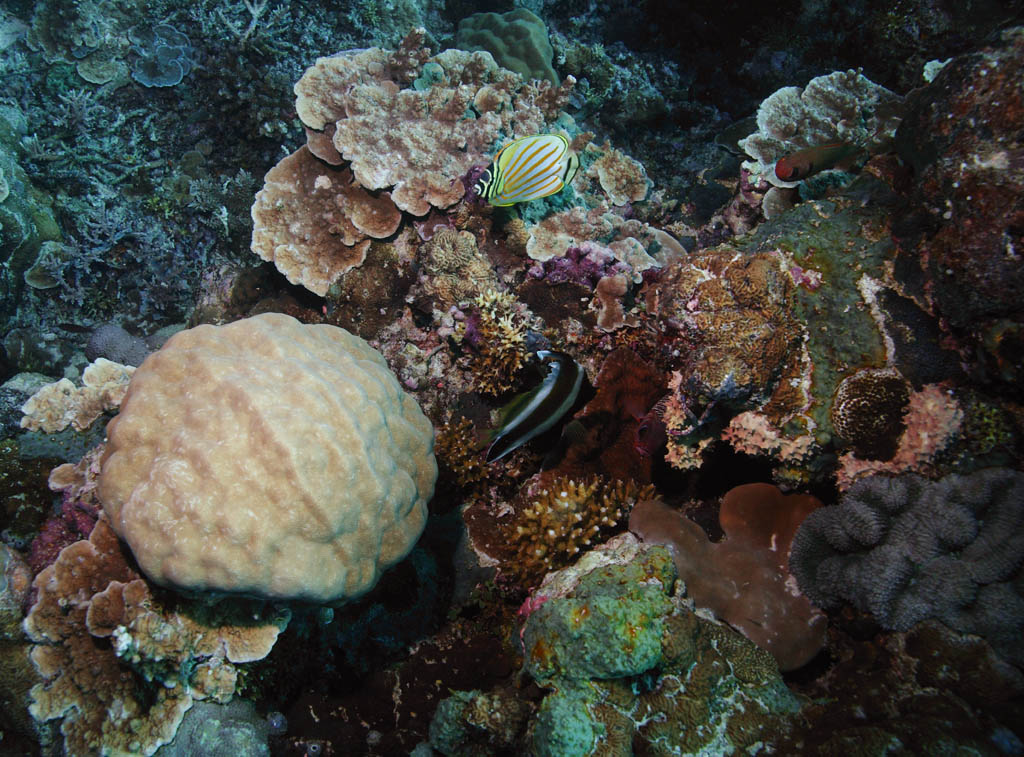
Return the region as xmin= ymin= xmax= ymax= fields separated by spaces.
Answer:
xmin=97 ymin=313 xmax=437 ymax=604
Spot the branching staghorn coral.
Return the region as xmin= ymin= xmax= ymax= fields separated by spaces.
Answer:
xmin=469 ymin=289 xmax=530 ymax=395
xmin=508 ymin=475 xmax=656 ymax=585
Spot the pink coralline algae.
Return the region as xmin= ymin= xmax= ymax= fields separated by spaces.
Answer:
xmin=27 ymin=447 xmax=104 ymax=575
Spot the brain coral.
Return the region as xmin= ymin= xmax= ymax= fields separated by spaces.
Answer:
xmin=97 ymin=313 xmax=437 ymax=604
xmin=790 ymin=468 xmax=1024 ymax=665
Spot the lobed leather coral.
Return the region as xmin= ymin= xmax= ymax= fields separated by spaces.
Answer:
xmin=629 ymin=484 xmax=827 ymax=671
xmin=251 ymin=146 xmax=401 ymax=296
xmin=738 ymin=69 xmax=904 ymax=188
xmin=23 ymin=518 xmax=286 ymax=756
xmin=97 ymin=313 xmax=437 ymax=604
xmin=789 ymin=468 xmax=1024 ymax=665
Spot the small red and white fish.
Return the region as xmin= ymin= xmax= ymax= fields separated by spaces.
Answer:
xmin=485 ymin=350 xmax=585 ymax=462
xmin=474 ymin=134 xmax=580 ymax=206
xmin=774 ymin=142 xmax=864 ymax=182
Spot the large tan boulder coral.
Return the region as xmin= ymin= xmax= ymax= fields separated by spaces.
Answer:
xmin=97 ymin=313 xmax=437 ymax=604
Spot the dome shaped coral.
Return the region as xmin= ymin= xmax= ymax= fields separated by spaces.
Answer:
xmin=97 ymin=313 xmax=436 ymax=604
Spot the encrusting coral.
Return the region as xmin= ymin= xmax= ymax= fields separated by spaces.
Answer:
xmin=789 ymin=468 xmax=1024 ymax=666
xmin=20 ymin=358 xmax=134 ymax=433
xmin=630 ymin=484 xmax=827 ymax=671
xmin=23 ymin=517 xmax=287 ymax=756
xmin=97 ymin=313 xmax=436 ymax=603
xmin=432 ymin=536 xmax=800 ymax=756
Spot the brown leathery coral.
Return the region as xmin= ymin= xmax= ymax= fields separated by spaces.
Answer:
xmin=23 ymin=517 xmax=287 ymax=756
xmin=251 ymin=145 xmax=401 ymax=297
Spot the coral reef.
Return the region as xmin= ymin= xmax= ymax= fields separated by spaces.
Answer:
xmin=432 ymin=536 xmax=800 ymax=756
xmin=893 ymin=27 xmax=1024 ymax=393
xmin=455 ymin=9 xmax=558 ymax=85
xmin=466 ymin=289 xmax=530 ymax=395
xmin=630 ymin=484 xmax=826 ymax=671
xmin=85 ymin=323 xmax=151 ymax=366
xmin=250 ymin=146 xmax=401 ymax=297
xmin=790 ymin=468 xmax=1024 ymax=665
xmin=418 ymin=228 xmax=497 ymax=309
xmin=830 ymin=367 xmax=911 ymax=460
xmin=24 ymin=517 xmax=286 ymax=756
xmin=19 ymin=358 xmax=134 ymax=433
xmin=98 ymin=313 xmax=436 ymax=603
xmin=507 ymin=475 xmax=656 ymax=585
xmin=739 ymin=69 xmax=903 ymax=188
xmin=836 ymin=383 xmax=963 ymax=490
xmin=255 ymin=28 xmax=575 ymax=295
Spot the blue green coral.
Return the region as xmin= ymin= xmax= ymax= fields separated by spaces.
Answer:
xmin=431 ymin=536 xmax=800 ymax=756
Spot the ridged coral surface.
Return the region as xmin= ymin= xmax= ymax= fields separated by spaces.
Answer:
xmin=97 ymin=313 xmax=436 ymax=603
xmin=790 ymin=468 xmax=1024 ymax=664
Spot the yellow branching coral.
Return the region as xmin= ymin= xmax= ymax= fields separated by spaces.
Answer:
xmin=508 ymin=476 xmax=656 ymax=583
xmin=471 ymin=289 xmax=530 ymax=395
xmin=435 ymin=417 xmax=489 ymax=490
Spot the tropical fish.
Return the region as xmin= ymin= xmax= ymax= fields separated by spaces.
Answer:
xmin=485 ymin=350 xmax=585 ymax=462
xmin=774 ymin=142 xmax=864 ymax=182
xmin=474 ymin=134 xmax=580 ymax=206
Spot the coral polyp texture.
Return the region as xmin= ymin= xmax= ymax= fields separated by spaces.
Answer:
xmin=433 ymin=536 xmax=800 ymax=756
xmin=830 ymin=367 xmax=911 ymax=460
xmin=789 ymin=468 xmax=1024 ymax=665
xmin=738 ymin=69 xmax=904 ymax=187
xmin=252 ymin=28 xmax=574 ymax=295
xmin=97 ymin=313 xmax=437 ymax=603
xmin=508 ymin=476 xmax=656 ymax=584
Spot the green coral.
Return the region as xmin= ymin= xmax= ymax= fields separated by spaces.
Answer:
xmin=456 ymin=9 xmax=558 ymax=84
xmin=735 ymin=192 xmax=894 ymax=443
xmin=431 ymin=539 xmax=800 ymax=756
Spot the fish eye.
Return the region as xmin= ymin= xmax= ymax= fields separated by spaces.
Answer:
xmin=306 ymin=744 xmax=322 ymax=756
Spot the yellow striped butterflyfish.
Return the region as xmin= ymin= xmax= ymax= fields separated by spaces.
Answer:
xmin=474 ymin=134 xmax=580 ymax=206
